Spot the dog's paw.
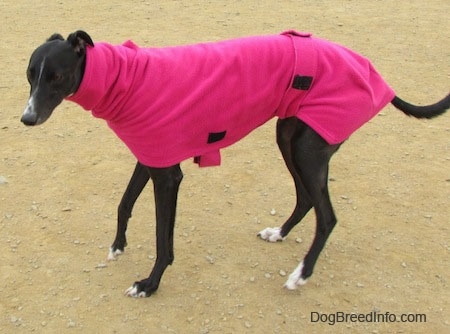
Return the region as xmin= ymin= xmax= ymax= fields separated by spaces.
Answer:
xmin=257 ymin=227 xmax=285 ymax=242
xmin=284 ymin=261 xmax=308 ymax=290
xmin=125 ymin=284 xmax=147 ymax=298
xmin=107 ymin=247 xmax=123 ymax=261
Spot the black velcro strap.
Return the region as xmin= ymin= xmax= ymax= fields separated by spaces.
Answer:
xmin=292 ymin=75 xmax=313 ymax=90
xmin=207 ymin=131 xmax=226 ymax=144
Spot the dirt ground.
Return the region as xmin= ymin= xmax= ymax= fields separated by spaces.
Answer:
xmin=0 ymin=1 xmax=449 ymax=333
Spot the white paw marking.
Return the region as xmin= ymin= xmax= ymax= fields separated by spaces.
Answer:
xmin=125 ymin=285 xmax=146 ymax=298
xmin=107 ymin=247 xmax=123 ymax=261
xmin=257 ymin=227 xmax=285 ymax=242
xmin=284 ymin=261 xmax=308 ymax=290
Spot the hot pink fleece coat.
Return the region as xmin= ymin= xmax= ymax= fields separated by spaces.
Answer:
xmin=66 ymin=31 xmax=395 ymax=167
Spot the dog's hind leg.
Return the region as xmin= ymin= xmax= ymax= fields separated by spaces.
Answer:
xmin=258 ymin=118 xmax=314 ymax=242
xmin=283 ymin=120 xmax=340 ymax=289
xmin=126 ymin=164 xmax=183 ymax=297
xmin=108 ymin=162 xmax=150 ymax=260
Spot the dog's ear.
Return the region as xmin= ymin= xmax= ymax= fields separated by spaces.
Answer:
xmin=47 ymin=33 xmax=64 ymax=42
xmin=67 ymin=30 xmax=94 ymax=55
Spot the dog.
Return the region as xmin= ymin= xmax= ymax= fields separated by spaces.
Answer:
xmin=21 ymin=30 xmax=449 ymax=297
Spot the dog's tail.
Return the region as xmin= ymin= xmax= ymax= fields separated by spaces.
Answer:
xmin=391 ymin=94 xmax=450 ymax=119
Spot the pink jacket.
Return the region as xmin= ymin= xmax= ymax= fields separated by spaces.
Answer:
xmin=67 ymin=31 xmax=395 ymax=167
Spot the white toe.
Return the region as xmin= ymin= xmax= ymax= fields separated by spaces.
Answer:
xmin=107 ymin=247 xmax=122 ymax=261
xmin=257 ymin=227 xmax=284 ymax=242
xmin=125 ymin=285 xmax=138 ymax=297
xmin=284 ymin=261 xmax=308 ymax=290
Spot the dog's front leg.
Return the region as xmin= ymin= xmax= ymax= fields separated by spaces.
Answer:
xmin=108 ymin=162 xmax=151 ymax=260
xmin=126 ymin=164 xmax=183 ymax=298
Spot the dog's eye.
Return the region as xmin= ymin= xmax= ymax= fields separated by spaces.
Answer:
xmin=52 ymin=73 xmax=63 ymax=82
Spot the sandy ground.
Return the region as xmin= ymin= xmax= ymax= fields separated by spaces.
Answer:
xmin=0 ymin=1 xmax=449 ymax=333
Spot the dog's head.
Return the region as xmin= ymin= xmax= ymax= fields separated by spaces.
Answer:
xmin=21 ymin=30 xmax=94 ymax=126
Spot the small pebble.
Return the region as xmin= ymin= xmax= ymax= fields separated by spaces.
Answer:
xmin=279 ymin=270 xmax=287 ymax=277
xmin=270 ymin=209 xmax=276 ymax=216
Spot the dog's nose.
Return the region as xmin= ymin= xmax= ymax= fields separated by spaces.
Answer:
xmin=21 ymin=118 xmax=36 ymax=126
xmin=21 ymin=110 xmax=37 ymax=126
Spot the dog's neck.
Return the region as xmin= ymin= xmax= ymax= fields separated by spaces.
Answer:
xmin=65 ymin=42 xmax=124 ymax=118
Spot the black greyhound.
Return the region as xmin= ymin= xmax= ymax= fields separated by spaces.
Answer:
xmin=21 ymin=31 xmax=449 ymax=297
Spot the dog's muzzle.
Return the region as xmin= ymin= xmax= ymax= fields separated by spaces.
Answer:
xmin=21 ymin=100 xmax=38 ymax=126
